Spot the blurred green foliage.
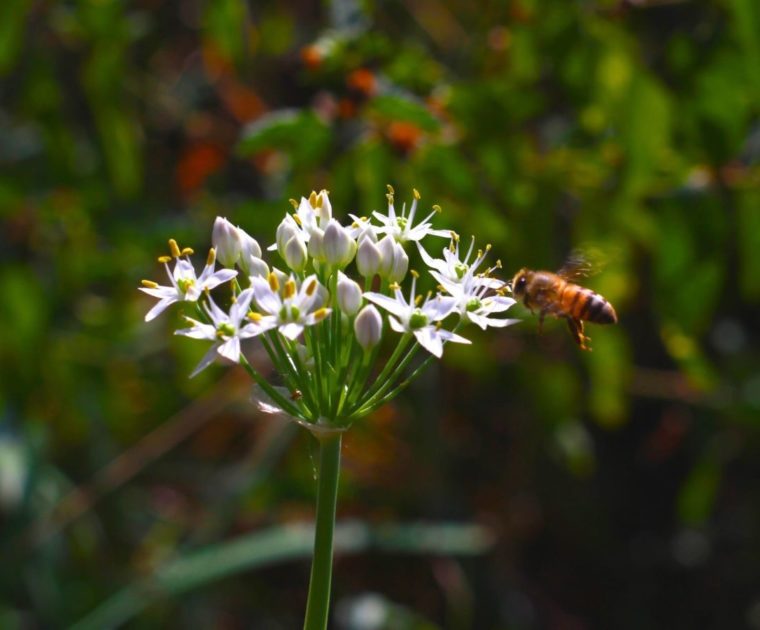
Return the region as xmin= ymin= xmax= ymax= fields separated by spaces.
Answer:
xmin=1 ymin=0 xmax=759 ymax=628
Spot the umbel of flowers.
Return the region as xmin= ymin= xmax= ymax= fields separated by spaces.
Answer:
xmin=139 ymin=187 xmax=519 ymax=630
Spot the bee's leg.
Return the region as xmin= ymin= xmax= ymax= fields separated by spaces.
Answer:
xmin=566 ymin=317 xmax=592 ymax=351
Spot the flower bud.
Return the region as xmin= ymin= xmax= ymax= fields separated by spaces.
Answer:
xmin=356 ymin=236 xmax=382 ymax=278
xmin=337 ymin=272 xmax=362 ymax=315
xmin=276 ymin=216 xmax=300 ymax=260
xmin=376 ymin=235 xmax=397 ymax=279
xmin=283 ymin=234 xmax=307 ymax=272
xmin=212 ymin=217 xmax=241 ymax=267
xmin=308 ymin=227 xmax=325 ymax=262
xmin=388 ymin=242 xmax=409 ymax=283
xmin=323 ymin=219 xmax=356 ymax=268
xmin=315 ymin=190 xmax=332 ymax=225
xmin=236 ymin=228 xmax=266 ymax=276
xmin=245 ymin=256 xmax=270 ymax=279
xmin=354 ymin=304 xmax=382 ymax=350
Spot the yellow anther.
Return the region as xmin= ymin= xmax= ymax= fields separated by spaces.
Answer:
xmin=386 ymin=184 xmax=395 ymax=195
xmin=496 ymin=259 xmax=502 ymax=268
xmin=207 ymin=248 xmax=216 ymax=266
xmin=268 ymin=272 xmax=280 ymax=292
xmin=453 ymin=232 xmax=460 ymax=242
xmin=411 ymin=269 xmax=419 ymax=279
xmin=157 ymin=255 xmax=172 ymax=264
xmin=292 ymin=213 xmax=302 ymax=226
xmin=413 ymin=188 xmax=420 ymax=200
xmin=289 ymin=198 xmax=298 ymax=209
xmin=435 ymin=321 xmax=443 ymax=330
xmin=283 ymin=279 xmax=297 ymax=299
xmin=485 ymin=244 xmax=492 ymax=251
xmin=477 ymin=249 xmax=483 ymax=258
xmin=305 ymin=278 xmax=317 ymax=296
xmin=141 ymin=280 xmax=158 ymax=288
xmin=248 ymin=311 xmax=263 ymax=322
xmin=309 ymin=190 xmax=318 ymax=208
xmin=168 ymin=239 xmax=181 ymax=258
xmin=389 ymin=282 xmax=401 ymax=291
xmin=415 ymin=294 xmax=423 ymax=305
xmin=181 ymin=247 xmax=194 ymax=256
xmin=432 ymin=204 xmax=442 ymax=213
xmin=313 ymin=307 xmax=329 ymax=321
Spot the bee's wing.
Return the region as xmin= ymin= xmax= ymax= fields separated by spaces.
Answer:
xmin=556 ymin=248 xmax=608 ymax=281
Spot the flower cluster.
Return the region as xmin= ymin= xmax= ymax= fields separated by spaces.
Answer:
xmin=140 ymin=187 xmax=518 ymax=428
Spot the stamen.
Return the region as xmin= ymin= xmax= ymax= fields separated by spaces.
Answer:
xmin=268 ymin=272 xmax=280 ymax=292
xmin=292 ymin=213 xmax=302 ymax=226
xmin=181 ymin=247 xmax=194 ymax=256
xmin=313 ymin=307 xmax=329 ymax=321
xmin=309 ymin=190 xmax=318 ymax=208
xmin=386 ymin=184 xmax=395 ymax=195
xmin=388 ymin=282 xmax=401 ymax=291
xmin=289 ymin=198 xmax=298 ymax=209
xmin=410 ymin=270 xmax=420 ymax=279
xmin=415 ymin=294 xmax=423 ymax=306
xmin=168 ymin=239 xmax=181 ymax=258
xmin=432 ymin=204 xmax=442 ymax=213
xmin=283 ymin=279 xmax=297 ymax=299
xmin=206 ymin=248 xmax=216 ymax=266
xmin=305 ymin=278 xmax=317 ymax=296
xmin=248 ymin=312 xmax=263 ymax=322
xmin=413 ymin=188 xmax=420 ymax=200
xmin=141 ymin=280 xmax=158 ymax=288
xmin=158 ymin=255 xmax=172 ymax=264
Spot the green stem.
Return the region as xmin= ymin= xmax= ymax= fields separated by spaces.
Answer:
xmin=303 ymin=434 xmax=342 ymax=630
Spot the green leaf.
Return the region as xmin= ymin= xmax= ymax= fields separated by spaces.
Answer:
xmin=237 ymin=110 xmax=331 ymax=165
xmin=366 ymin=94 xmax=440 ymax=132
xmin=71 ymin=521 xmax=493 ymax=630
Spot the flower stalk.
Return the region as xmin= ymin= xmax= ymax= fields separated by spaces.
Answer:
xmin=303 ymin=433 xmax=342 ymax=630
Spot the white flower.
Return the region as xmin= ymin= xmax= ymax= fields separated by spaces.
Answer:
xmin=427 ymin=239 xmax=519 ymax=330
xmin=251 ymin=273 xmax=332 ymax=340
xmin=212 ymin=217 xmax=241 ymax=267
xmin=139 ymin=246 xmax=237 ymax=322
xmin=354 ymin=304 xmax=382 ymax=350
xmin=441 ymin=276 xmax=519 ymax=330
xmin=175 ymin=288 xmax=276 ymax=377
xmin=364 ymin=274 xmax=470 ymax=358
xmin=372 ymin=188 xmax=451 ymax=244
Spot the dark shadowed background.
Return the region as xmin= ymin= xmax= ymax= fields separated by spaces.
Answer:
xmin=1 ymin=0 xmax=760 ymax=628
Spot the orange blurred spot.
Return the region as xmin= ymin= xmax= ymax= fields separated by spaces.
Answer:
xmin=347 ymin=68 xmax=377 ymax=97
xmin=386 ymin=121 xmax=423 ymax=155
xmin=218 ymin=79 xmax=266 ymax=123
xmin=201 ymin=40 xmax=235 ymax=80
xmin=176 ymin=142 xmax=226 ymax=196
xmin=337 ymin=98 xmax=357 ymax=119
xmin=301 ymin=45 xmax=323 ymax=70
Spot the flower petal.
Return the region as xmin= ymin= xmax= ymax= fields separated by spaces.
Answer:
xmin=144 ymin=297 xmax=177 ymax=322
xmin=217 ymin=336 xmax=241 ymax=363
xmin=414 ymin=327 xmax=443 ymax=357
xmin=364 ymin=292 xmax=408 ymax=319
xmin=189 ymin=344 xmax=221 ymax=378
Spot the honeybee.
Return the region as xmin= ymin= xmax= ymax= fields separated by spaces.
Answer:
xmin=510 ymin=255 xmax=617 ymax=351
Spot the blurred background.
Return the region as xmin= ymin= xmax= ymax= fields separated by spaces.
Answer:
xmin=2 ymin=0 xmax=760 ymax=628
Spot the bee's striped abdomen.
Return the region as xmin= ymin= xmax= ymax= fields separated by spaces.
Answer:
xmin=563 ymin=284 xmax=617 ymax=324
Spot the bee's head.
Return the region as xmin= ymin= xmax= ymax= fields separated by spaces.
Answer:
xmin=510 ymin=268 xmax=531 ymax=298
